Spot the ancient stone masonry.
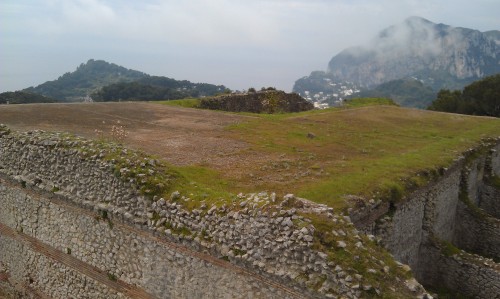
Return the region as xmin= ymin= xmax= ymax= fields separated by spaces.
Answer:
xmin=351 ymin=139 xmax=500 ymax=299
xmin=0 ymin=125 xmax=424 ymax=298
xmin=199 ymin=90 xmax=314 ymax=113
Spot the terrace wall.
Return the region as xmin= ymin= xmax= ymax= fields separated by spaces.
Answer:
xmin=1 ymin=127 xmax=398 ymax=298
xmin=351 ymin=141 xmax=500 ymax=299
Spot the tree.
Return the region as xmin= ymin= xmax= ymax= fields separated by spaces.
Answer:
xmin=428 ymin=90 xmax=462 ymax=113
xmin=427 ymin=74 xmax=500 ymax=117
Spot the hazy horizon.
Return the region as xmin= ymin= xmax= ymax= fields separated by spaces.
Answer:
xmin=1 ymin=0 xmax=499 ymax=93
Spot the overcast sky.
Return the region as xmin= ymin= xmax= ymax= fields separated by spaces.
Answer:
xmin=1 ymin=0 xmax=499 ymax=93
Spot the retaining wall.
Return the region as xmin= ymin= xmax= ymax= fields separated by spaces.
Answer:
xmin=352 ymin=140 xmax=500 ymax=299
xmin=1 ymin=127 xmax=423 ymax=298
xmin=0 ymin=180 xmax=294 ymax=299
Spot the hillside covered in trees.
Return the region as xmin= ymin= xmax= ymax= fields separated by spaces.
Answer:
xmin=427 ymin=74 xmax=500 ymax=117
xmin=0 ymin=91 xmax=57 ymax=104
xmin=91 ymin=76 xmax=227 ymax=102
xmin=21 ymin=59 xmax=227 ymax=102
xmin=23 ymin=59 xmax=147 ymax=101
xmin=351 ymin=78 xmax=436 ymax=108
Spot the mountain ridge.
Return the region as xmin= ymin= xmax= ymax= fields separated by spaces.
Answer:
xmin=294 ymin=17 xmax=500 ymax=108
xmin=327 ymin=16 xmax=500 ymax=88
xmin=21 ymin=59 xmax=226 ymax=102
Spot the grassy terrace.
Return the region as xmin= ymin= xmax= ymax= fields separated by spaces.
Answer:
xmin=3 ymin=99 xmax=498 ymax=297
xmin=160 ymin=98 xmax=500 ymax=210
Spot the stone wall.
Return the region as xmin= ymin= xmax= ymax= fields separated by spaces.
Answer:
xmin=0 ymin=129 xmax=323 ymax=298
xmin=0 ymin=181 xmax=296 ymax=298
xmin=198 ymin=90 xmax=314 ymax=113
xmin=417 ymin=238 xmax=500 ymax=299
xmin=0 ymin=233 xmax=128 ymax=299
xmin=480 ymin=184 xmax=500 ymax=218
xmin=351 ymin=139 xmax=500 ymax=298
xmin=364 ymin=162 xmax=463 ymax=270
xmin=0 ymin=127 xmax=424 ymax=298
xmin=453 ymin=200 xmax=500 ymax=261
xmin=373 ymin=193 xmax=425 ymax=270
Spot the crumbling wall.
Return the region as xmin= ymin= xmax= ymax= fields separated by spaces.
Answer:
xmin=1 ymin=127 xmax=417 ymax=298
xmin=199 ymin=91 xmax=314 ymax=113
xmin=351 ymin=139 xmax=500 ymax=299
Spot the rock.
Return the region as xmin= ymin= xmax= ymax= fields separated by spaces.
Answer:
xmin=317 ymin=252 xmax=328 ymax=260
xmin=170 ymin=191 xmax=181 ymax=201
xmin=405 ymin=278 xmax=421 ymax=292
xmin=337 ymin=241 xmax=347 ymax=248
xmin=221 ymin=245 xmax=230 ymax=256
xmin=303 ymin=235 xmax=314 ymax=242
xmin=400 ymin=264 xmax=412 ymax=272
xmin=207 ymin=206 xmax=217 ymax=215
xmin=281 ymin=218 xmax=293 ymax=227
xmin=270 ymin=192 xmax=276 ymax=202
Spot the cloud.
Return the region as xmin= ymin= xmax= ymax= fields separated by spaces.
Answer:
xmin=1 ymin=0 xmax=499 ymax=92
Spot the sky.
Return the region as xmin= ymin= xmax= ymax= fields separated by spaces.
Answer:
xmin=1 ymin=0 xmax=499 ymax=93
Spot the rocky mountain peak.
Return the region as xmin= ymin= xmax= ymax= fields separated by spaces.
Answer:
xmin=294 ymin=17 xmax=500 ymax=108
xmin=326 ymin=17 xmax=499 ymax=89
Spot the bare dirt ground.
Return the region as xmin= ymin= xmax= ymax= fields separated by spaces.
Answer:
xmin=0 ymin=102 xmax=257 ymax=166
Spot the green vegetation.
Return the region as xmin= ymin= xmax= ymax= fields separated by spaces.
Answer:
xmin=158 ymin=98 xmax=201 ymax=108
xmin=428 ymin=74 xmax=500 ymax=117
xmin=352 ymin=78 xmax=436 ymax=108
xmin=22 ymin=59 xmax=227 ymax=102
xmin=221 ymin=104 xmax=500 ymax=210
xmin=439 ymin=239 xmax=461 ymax=257
xmin=91 ymin=82 xmax=190 ymax=101
xmin=94 ymin=208 xmax=114 ymax=229
xmin=107 ymin=272 xmax=118 ymax=281
xmin=0 ymin=91 xmax=58 ymax=104
xmin=487 ymin=175 xmax=500 ymax=189
xmin=300 ymin=212 xmax=413 ymax=296
xmin=342 ymin=97 xmax=397 ymax=108
xmin=91 ymin=76 xmax=226 ymax=102
xmin=24 ymin=59 xmax=146 ymax=101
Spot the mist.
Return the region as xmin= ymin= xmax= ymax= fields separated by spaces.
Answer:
xmin=1 ymin=0 xmax=499 ymax=93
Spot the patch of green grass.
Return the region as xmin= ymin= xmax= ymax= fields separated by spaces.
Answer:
xmin=343 ymin=97 xmax=398 ymax=108
xmin=172 ymin=165 xmax=237 ymax=209
xmin=107 ymin=272 xmax=117 ymax=281
xmin=299 ymin=212 xmax=414 ymax=296
xmin=439 ymin=239 xmax=461 ymax=257
xmin=225 ymin=105 xmax=500 ymax=209
xmin=156 ymin=98 xmax=201 ymax=108
xmin=102 ymin=147 xmax=180 ymax=198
